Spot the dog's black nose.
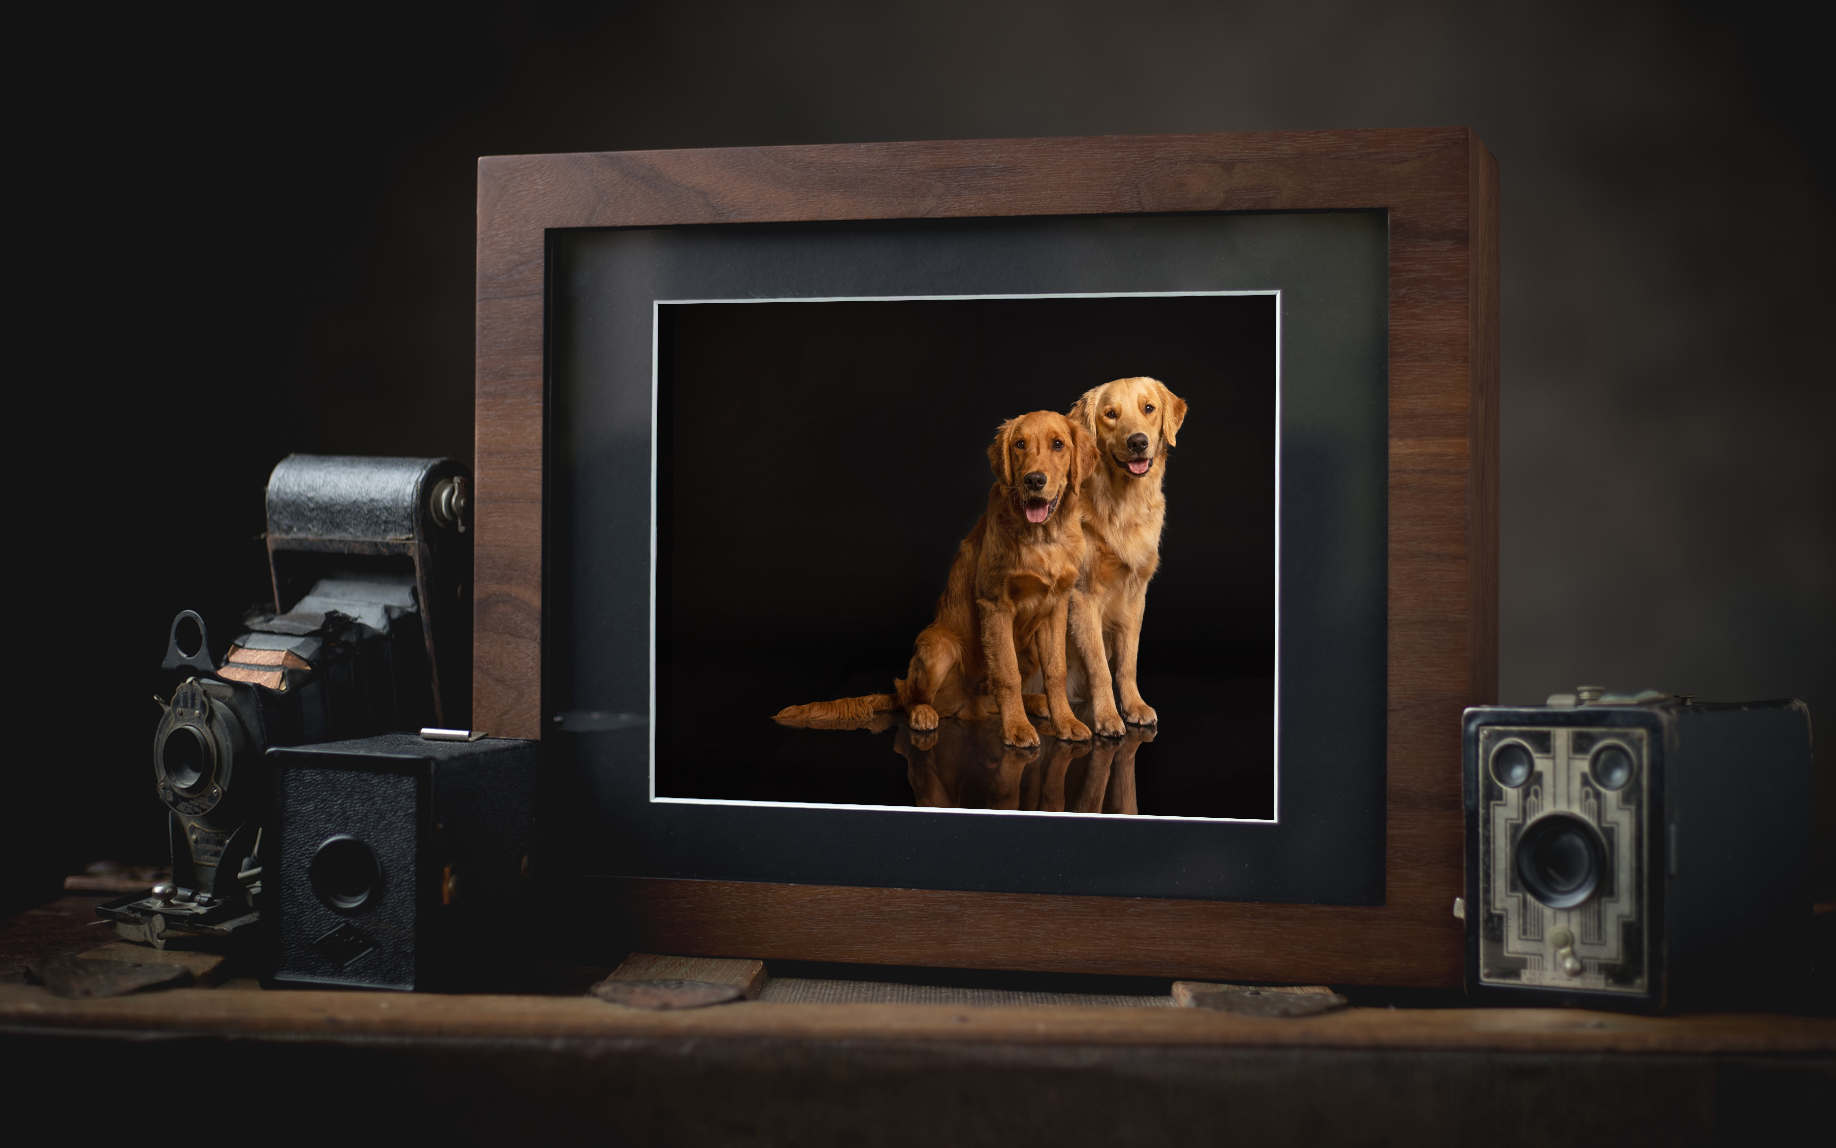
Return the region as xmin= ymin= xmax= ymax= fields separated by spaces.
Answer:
xmin=1127 ymin=433 xmax=1149 ymax=454
xmin=1023 ymin=470 xmax=1048 ymax=492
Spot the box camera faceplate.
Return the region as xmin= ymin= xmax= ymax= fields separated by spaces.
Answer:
xmin=1475 ymin=721 xmax=1653 ymax=996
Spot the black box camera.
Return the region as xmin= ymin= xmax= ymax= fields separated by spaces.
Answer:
xmin=1463 ymin=690 xmax=1813 ymax=1012
xmin=270 ymin=733 xmax=537 ymax=991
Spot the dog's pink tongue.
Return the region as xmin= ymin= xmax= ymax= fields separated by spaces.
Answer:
xmin=1127 ymin=459 xmax=1152 ymax=475
xmin=1025 ymin=500 xmax=1051 ymax=524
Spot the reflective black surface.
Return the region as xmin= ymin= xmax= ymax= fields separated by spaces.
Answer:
xmin=662 ymin=677 xmax=1274 ymax=819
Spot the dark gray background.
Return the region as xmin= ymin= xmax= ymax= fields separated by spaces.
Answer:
xmin=20 ymin=1 xmax=1830 ymax=916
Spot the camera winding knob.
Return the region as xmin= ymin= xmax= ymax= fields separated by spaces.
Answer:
xmin=429 ymin=475 xmax=470 ymax=533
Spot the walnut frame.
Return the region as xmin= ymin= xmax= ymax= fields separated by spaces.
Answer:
xmin=476 ymin=129 xmax=1498 ymax=986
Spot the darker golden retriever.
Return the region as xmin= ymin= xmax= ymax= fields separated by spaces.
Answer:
xmin=774 ymin=410 xmax=1099 ymax=747
xmin=1062 ymin=376 xmax=1188 ymax=735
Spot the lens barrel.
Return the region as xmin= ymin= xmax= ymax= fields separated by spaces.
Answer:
xmin=1514 ymin=813 xmax=1606 ymax=909
xmin=310 ymin=836 xmax=382 ymax=914
xmin=160 ymin=725 xmax=211 ymax=792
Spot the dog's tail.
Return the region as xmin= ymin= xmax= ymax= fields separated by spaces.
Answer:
xmin=773 ymin=694 xmax=898 ymax=728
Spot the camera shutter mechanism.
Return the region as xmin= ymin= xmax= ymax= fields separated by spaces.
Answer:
xmin=1547 ymin=927 xmax=1584 ymax=978
xmin=154 ymin=678 xmax=229 ymax=818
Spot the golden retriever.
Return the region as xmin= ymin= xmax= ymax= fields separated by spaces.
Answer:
xmin=774 ymin=410 xmax=1099 ymax=747
xmin=1061 ymin=376 xmax=1188 ymax=734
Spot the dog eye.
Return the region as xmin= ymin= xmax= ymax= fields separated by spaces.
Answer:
xmin=1052 ymin=439 xmax=1063 ymax=450
xmin=1014 ymin=439 xmax=1026 ymax=449
xmin=1104 ymin=410 xmax=1117 ymax=420
xmin=1144 ymin=403 xmax=1155 ymax=413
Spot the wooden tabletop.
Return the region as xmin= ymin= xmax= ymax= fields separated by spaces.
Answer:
xmin=4 ymin=981 xmax=1830 ymax=1055
xmin=4 ymin=896 xmax=1830 ymax=1056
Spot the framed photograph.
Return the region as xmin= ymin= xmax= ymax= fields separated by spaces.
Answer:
xmin=476 ymin=130 xmax=1498 ymax=985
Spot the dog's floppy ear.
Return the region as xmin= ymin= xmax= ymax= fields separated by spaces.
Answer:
xmin=1067 ymin=388 xmax=1100 ymax=437
xmin=988 ymin=417 xmax=1017 ymax=487
xmin=1069 ymin=420 xmax=1099 ymax=491
xmin=1157 ymin=380 xmax=1188 ymax=449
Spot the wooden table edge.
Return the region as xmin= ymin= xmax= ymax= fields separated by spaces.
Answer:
xmin=2 ymin=986 xmax=1829 ymax=1055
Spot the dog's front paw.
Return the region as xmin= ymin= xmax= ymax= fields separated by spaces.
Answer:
xmin=909 ymin=704 xmax=939 ymax=731
xmin=1023 ymin=693 xmax=1051 ymax=717
xmin=1092 ymin=708 xmax=1126 ymax=738
xmin=1122 ymin=700 xmax=1158 ymax=726
xmin=1051 ymin=716 xmax=1093 ymax=742
xmin=1003 ymin=719 xmax=1041 ymax=748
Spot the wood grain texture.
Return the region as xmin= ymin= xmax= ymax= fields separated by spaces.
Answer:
xmin=2 ymin=984 xmax=1827 ymax=1055
xmin=602 ymin=877 xmax=1459 ymax=985
xmin=475 ymin=128 xmax=1501 ymax=986
xmin=1467 ymin=142 xmax=1502 ymax=709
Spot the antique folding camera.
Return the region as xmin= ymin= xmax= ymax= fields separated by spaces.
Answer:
xmin=1463 ymin=689 xmax=1813 ymax=1012
xmin=101 ymin=456 xmax=472 ymax=947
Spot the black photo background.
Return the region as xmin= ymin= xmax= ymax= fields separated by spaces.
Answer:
xmin=655 ymin=295 xmax=1275 ymax=816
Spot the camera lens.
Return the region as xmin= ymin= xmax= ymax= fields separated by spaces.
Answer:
xmin=160 ymin=726 xmax=210 ymax=792
xmin=1514 ymin=814 xmax=1605 ymax=908
xmin=1489 ymin=740 xmax=1533 ymax=788
xmin=310 ymin=836 xmax=382 ymax=914
xmin=1591 ymin=743 xmax=1635 ymax=790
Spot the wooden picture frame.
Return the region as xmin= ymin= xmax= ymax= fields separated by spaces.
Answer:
xmin=476 ymin=129 xmax=1498 ymax=986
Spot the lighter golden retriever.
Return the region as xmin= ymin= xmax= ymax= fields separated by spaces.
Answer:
xmin=774 ymin=410 xmax=1099 ymax=748
xmin=1061 ymin=376 xmax=1188 ymax=735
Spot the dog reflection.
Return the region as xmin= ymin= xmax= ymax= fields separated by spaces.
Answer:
xmin=896 ymin=717 xmax=1153 ymax=813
